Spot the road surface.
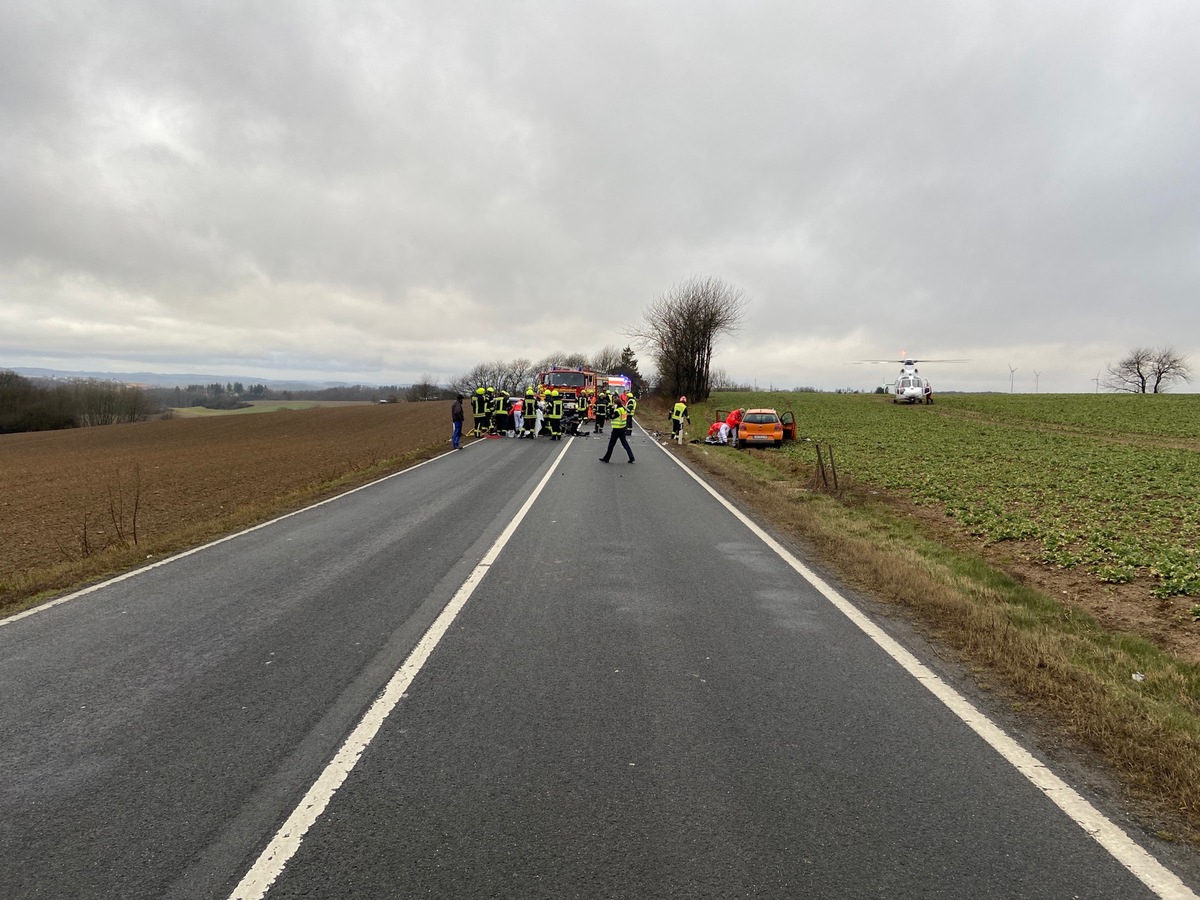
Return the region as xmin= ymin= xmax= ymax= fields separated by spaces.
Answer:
xmin=2 ymin=426 xmax=1196 ymax=899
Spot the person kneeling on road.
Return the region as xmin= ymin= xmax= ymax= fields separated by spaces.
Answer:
xmin=599 ymin=399 xmax=635 ymax=464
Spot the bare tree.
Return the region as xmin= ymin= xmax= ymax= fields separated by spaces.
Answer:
xmin=709 ymin=368 xmax=753 ymax=391
xmin=1104 ymin=346 xmax=1193 ymax=393
xmin=405 ymin=373 xmax=452 ymax=402
xmin=534 ymin=352 xmax=590 ymax=371
xmin=451 ymin=358 xmax=537 ymax=396
xmin=590 ymin=344 xmax=623 ymax=375
xmin=630 ymin=276 xmax=747 ymax=402
xmin=72 ymin=380 xmax=152 ymax=426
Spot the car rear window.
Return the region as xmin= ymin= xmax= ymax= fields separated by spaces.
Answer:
xmin=744 ymin=412 xmax=779 ymax=424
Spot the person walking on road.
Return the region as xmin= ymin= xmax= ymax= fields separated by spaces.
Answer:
xmin=451 ymin=394 xmax=464 ymax=449
xmin=599 ymin=398 xmax=635 ymax=463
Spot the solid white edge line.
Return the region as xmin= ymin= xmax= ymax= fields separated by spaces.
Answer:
xmin=227 ymin=437 xmax=573 ymax=900
xmin=654 ymin=438 xmax=1197 ymax=900
xmin=1 ymin=443 xmax=476 ymax=629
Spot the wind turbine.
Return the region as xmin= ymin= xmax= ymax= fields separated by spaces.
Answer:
xmin=1008 ymin=364 xmax=1017 ymax=393
xmin=1033 ymin=370 xmax=1041 ymax=393
xmin=1091 ymin=370 xmax=1101 ymax=394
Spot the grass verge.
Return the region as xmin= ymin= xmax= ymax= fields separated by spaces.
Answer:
xmin=680 ymin=435 xmax=1200 ymax=842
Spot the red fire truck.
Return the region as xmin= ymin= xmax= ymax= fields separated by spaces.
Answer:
xmin=537 ymin=366 xmax=600 ymax=415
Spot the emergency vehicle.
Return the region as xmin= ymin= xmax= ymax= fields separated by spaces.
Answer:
xmin=536 ymin=366 xmax=600 ymax=414
xmin=604 ymin=374 xmax=632 ymax=398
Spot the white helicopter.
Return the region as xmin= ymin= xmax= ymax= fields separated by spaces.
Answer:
xmin=856 ymin=354 xmax=969 ymax=404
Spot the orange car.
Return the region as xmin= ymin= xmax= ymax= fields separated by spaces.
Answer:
xmin=736 ymin=408 xmax=784 ymax=447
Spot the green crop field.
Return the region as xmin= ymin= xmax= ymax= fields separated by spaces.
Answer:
xmin=704 ymin=392 xmax=1200 ymax=598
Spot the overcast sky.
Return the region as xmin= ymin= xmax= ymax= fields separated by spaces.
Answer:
xmin=3 ymin=1 xmax=1198 ymax=393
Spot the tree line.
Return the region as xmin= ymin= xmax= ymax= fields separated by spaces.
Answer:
xmin=0 ymin=372 xmax=154 ymax=433
xmin=142 ymin=382 xmax=412 ymax=409
xmin=450 ymin=345 xmax=646 ymax=396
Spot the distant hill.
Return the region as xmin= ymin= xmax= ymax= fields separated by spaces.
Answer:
xmin=6 ymin=367 xmax=392 ymax=392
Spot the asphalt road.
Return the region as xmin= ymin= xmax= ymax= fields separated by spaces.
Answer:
xmin=2 ymin=425 xmax=1196 ymax=899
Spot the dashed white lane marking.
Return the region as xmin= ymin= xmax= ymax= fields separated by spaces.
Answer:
xmin=656 ymin=438 xmax=1198 ymax=900
xmin=227 ymin=438 xmax=572 ymax=899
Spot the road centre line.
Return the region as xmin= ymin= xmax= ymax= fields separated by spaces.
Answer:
xmin=227 ymin=437 xmax=572 ymax=900
xmin=653 ymin=437 xmax=1198 ymax=900
xmin=1 ymin=444 xmax=471 ymax=629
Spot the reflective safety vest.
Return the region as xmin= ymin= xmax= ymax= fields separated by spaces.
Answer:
xmin=549 ymin=396 xmax=563 ymax=419
xmin=626 ymin=397 xmax=637 ymax=418
xmin=671 ymin=402 xmax=687 ymax=422
xmin=611 ymin=405 xmax=629 ymax=431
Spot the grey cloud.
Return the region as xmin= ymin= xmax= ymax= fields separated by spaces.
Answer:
xmin=2 ymin=1 xmax=1198 ymax=389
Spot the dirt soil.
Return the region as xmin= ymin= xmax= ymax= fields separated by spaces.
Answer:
xmin=0 ymin=402 xmax=454 ymax=604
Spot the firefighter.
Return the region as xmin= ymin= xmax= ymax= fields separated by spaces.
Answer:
xmin=670 ymin=396 xmax=689 ymax=442
xmin=547 ymin=389 xmax=563 ymax=440
xmin=481 ymin=387 xmax=494 ymax=433
xmin=580 ymin=388 xmax=594 ymax=428
xmin=486 ymin=390 xmax=496 ymax=434
xmin=599 ymin=396 xmax=635 ymax=463
xmin=492 ymin=390 xmax=510 ymax=434
xmin=521 ymin=387 xmax=537 ymax=438
xmin=471 ymin=387 xmax=488 ymax=436
xmin=594 ymin=389 xmax=609 ymax=434
xmin=626 ymin=392 xmax=637 ymax=425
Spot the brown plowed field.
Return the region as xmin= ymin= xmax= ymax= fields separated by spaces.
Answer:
xmin=0 ymin=402 xmax=456 ymax=612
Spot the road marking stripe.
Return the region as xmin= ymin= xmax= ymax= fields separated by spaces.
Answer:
xmin=1 ymin=445 xmax=470 ymax=629
xmin=656 ymin=439 xmax=1197 ymax=900
xmin=227 ymin=437 xmax=572 ymax=899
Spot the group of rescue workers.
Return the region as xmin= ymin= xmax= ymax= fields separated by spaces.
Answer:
xmin=467 ymin=385 xmax=640 ymax=441
xmin=459 ymin=386 xmax=694 ymax=464
xmin=704 ymin=406 xmax=744 ymax=445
